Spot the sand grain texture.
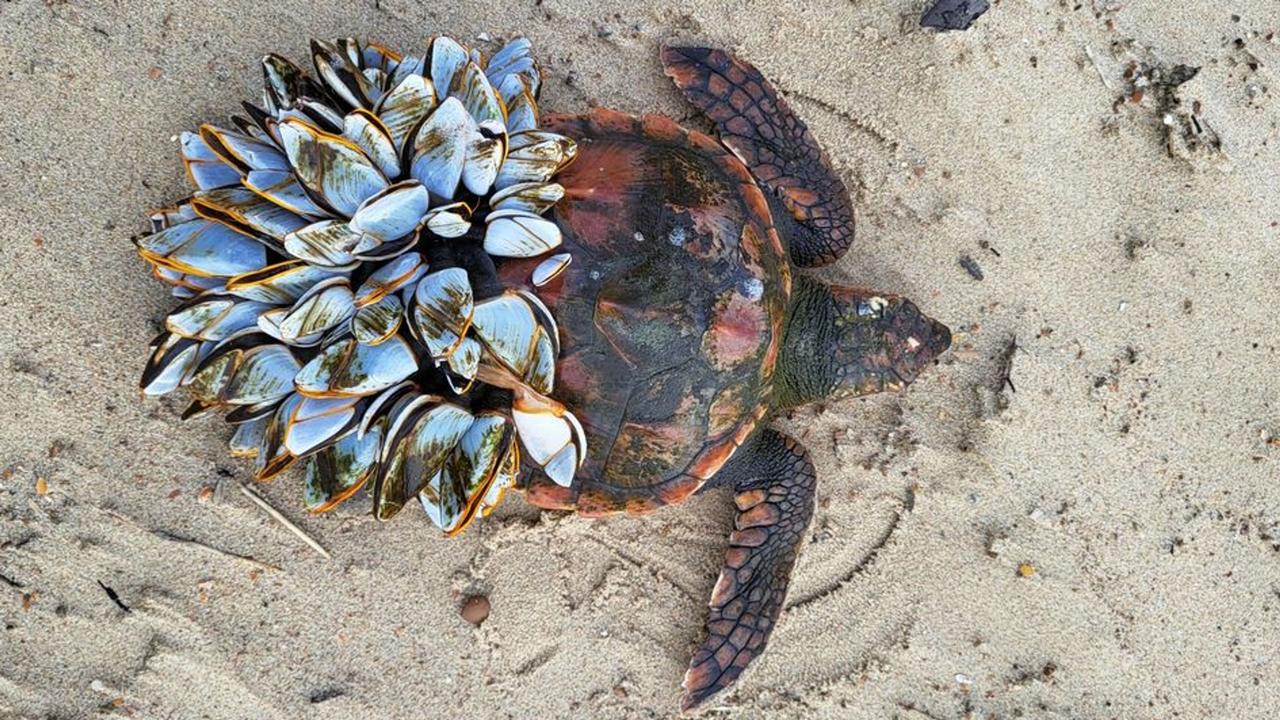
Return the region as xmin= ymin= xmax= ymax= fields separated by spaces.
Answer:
xmin=1 ymin=1 xmax=1278 ymax=718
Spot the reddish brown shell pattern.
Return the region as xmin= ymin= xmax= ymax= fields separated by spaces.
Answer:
xmin=499 ymin=109 xmax=791 ymax=515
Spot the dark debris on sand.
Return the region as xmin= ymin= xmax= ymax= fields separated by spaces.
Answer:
xmin=921 ymin=0 xmax=990 ymax=32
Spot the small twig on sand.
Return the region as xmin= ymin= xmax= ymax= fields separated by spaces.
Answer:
xmin=237 ymin=482 xmax=331 ymax=559
xmin=97 ymin=580 xmax=132 ymax=612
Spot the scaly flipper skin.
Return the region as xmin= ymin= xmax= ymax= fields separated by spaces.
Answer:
xmin=681 ymin=430 xmax=816 ymax=711
xmin=660 ymin=45 xmax=855 ymax=268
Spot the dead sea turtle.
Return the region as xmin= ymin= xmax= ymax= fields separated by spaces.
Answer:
xmin=500 ymin=46 xmax=952 ymax=709
xmin=133 ymin=35 xmax=949 ymax=711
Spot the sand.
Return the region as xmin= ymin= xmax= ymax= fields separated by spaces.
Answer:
xmin=2 ymin=0 xmax=1279 ymax=718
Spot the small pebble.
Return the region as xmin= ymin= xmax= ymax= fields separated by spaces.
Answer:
xmin=461 ymin=594 xmax=491 ymax=625
xmin=1017 ymin=562 xmax=1037 ymax=578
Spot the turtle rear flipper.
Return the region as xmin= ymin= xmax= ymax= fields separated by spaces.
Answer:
xmin=682 ymin=430 xmax=816 ymax=711
xmin=661 ymin=45 xmax=854 ymax=268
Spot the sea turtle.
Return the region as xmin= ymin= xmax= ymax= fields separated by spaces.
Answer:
xmin=497 ymin=46 xmax=952 ymax=709
xmin=134 ymin=35 xmax=950 ymax=712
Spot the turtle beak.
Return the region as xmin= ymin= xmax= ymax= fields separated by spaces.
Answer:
xmin=827 ymin=287 xmax=951 ymax=398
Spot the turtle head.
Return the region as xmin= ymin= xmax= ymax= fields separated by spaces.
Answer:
xmin=776 ymin=277 xmax=951 ymax=407
xmin=826 ymin=286 xmax=951 ymax=397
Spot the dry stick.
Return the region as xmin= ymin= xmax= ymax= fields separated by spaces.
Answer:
xmin=237 ymin=482 xmax=331 ymax=559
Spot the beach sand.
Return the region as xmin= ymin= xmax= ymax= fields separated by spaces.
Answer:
xmin=2 ymin=0 xmax=1278 ymax=717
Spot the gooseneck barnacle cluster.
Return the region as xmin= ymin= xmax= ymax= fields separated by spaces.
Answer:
xmin=137 ymin=35 xmax=585 ymax=534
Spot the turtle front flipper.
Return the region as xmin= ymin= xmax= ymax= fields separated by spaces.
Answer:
xmin=682 ymin=430 xmax=815 ymax=711
xmin=660 ymin=45 xmax=854 ymax=269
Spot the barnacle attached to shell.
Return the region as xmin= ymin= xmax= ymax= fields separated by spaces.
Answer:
xmin=137 ymin=35 xmax=585 ymax=534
